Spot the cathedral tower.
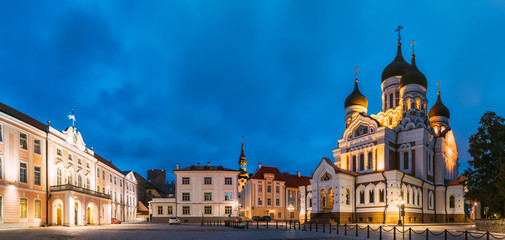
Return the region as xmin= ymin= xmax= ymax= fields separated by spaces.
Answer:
xmin=238 ymin=140 xmax=249 ymax=192
xmin=344 ymin=78 xmax=368 ymax=127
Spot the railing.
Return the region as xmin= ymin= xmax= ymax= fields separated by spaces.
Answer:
xmin=202 ymin=219 xmax=505 ymax=240
xmin=50 ymin=184 xmax=111 ymax=199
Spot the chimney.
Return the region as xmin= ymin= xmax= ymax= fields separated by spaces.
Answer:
xmin=176 ymin=163 xmax=180 ymax=170
xmin=197 ymin=163 xmax=200 ymax=166
xmin=297 ymin=171 xmax=301 ymax=177
xmin=207 ymin=162 xmax=210 ymax=166
xmin=258 ymin=163 xmax=261 ymax=169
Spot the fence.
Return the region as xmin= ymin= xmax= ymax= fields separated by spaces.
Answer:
xmin=203 ymin=219 xmax=505 ymax=240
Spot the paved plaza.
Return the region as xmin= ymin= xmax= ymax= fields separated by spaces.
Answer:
xmin=0 ymin=222 xmax=502 ymax=240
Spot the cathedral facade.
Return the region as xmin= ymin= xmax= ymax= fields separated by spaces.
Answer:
xmin=300 ymin=32 xmax=466 ymax=224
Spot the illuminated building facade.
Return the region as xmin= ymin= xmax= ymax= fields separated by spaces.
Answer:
xmin=302 ymin=30 xmax=466 ymax=224
xmin=0 ymin=103 xmax=137 ymax=227
xmin=240 ymin=164 xmax=310 ymax=221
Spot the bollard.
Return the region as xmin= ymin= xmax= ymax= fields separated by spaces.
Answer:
xmin=323 ymin=223 xmax=325 ymax=233
xmin=329 ymin=223 xmax=331 ymax=234
xmin=425 ymin=228 xmax=429 ymax=240
xmin=367 ymin=225 xmax=370 ymax=238
xmin=257 ymin=220 xmax=259 ymax=229
xmin=285 ymin=221 xmax=287 ymax=229
xmin=486 ymin=231 xmax=490 ymax=240
xmin=464 ymin=230 xmax=468 ymax=240
xmin=379 ymin=226 xmax=382 ymax=240
xmin=276 ymin=221 xmax=278 ymax=229
xmin=356 ymin=224 xmax=358 ymax=237
xmin=409 ymin=228 xmax=412 ymax=240
xmin=266 ymin=220 xmax=268 ymax=229
xmin=444 ymin=229 xmax=447 ymax=240
xmin=298 ymin=221 xmax=301 ymax=230
xmin=393 ymin=226 xmax=396 ymax=240
xmin=345 ymin=224 xmax=347 ymax=235
xmin=337 ymin=223 xmax=339 ymax=235
xmin=310 ymin=221 xmax=312 ymax=231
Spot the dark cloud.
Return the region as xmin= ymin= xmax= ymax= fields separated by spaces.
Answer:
xmin=0 ymin=1 xmax=504 ymax=179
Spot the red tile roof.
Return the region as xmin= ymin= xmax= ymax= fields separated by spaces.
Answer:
xmin=281 ymin=172 xmax=311 ymax=188
xmin=322 ymin=157 xmax=360 ymax=176
xmin=0 ymin=102 xmax=47 ymax=131
xmin=94 ymin=153 xmax=122 ymax=173
xmin=250 ymin=166 xmax=285 ymax=181
xmin=446 ymin=174 xmax=466 ymax=186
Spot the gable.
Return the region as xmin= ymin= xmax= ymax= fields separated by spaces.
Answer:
xmin=343 ymin=115 xmax=379 ymax=141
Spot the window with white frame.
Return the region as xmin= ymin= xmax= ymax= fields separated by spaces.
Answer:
xmin=157 ymin=206 xmax=163 ymax=215
xmin=204 ymin=206 xmax=212 ymax=215
xmin=78 ymin=158 xmax=82 ymax=165
xmin=0 ymin=156 xmax=2 ymax=179
xmin=367 ymin=152 xmax=373 ymax=171
xmin=182 ymin=206 xmax=190 ymax=215
xmin=224 ymin=192 xmax=232 ymax=201
xmin=86 ymin=162 xmax=90 ymax=169
xmin=225 ymin=206 xmax=232 ymax=215
xmin=34 ymin=139 xmax=41 ymax=155
xmin=167 ymin=206 xmax=173 ymax=214
xmin=35 ymin=199 xmax=41 ymax=218
xmin=204 ymin=177 xmax=212 ymax=185
xmin=267 ymin=198 xmax=272 ymax=206
xmin=78 ymin=175 xmax=82 ymax=187
xmin=68 ymin=154 xmax=73 ymax=162
xmin=182 ymin=177 xmax=190 ymax=185
xmin=182 ymin=192 xmax=190 ymax=201
xmin=19 ymin=133 xmax=27 ymax=150
xmin=57 ymin=148 xmax=62 ymax=157
xmin=429 ymin=191 xmax=434 ymax=209
xmin=275 ymin=198 xmax=280 ymax=206
xmin=224 ymin=177 xmax=232 ymax=185
xmin=19 ymin=162 xmax=27 ymax=183
xmin=57 ymin=168 xmax=62 ymax=185
xmin=204 ymin=192 xmax=212 ymax=201
xmin=34 ymin=166 xmax=41 ymax=186
xmin=19 ymin=198 xmax=27 ymax=218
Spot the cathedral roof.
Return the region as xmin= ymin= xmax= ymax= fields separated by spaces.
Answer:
xmin=381 ymin=43 xmax=411 ymax=82
xmin=400 ymin=54 xmax=428 ymax=89
xmin=344 ymin=80 xmax=368 ymax=109
xmin=428 ymin=92 xmax=450 ymax=119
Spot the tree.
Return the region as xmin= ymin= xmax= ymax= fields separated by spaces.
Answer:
xmin=464 ymin=111 xmax=505 ymax=217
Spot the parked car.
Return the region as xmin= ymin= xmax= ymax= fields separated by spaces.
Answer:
xmin=260 ymin=216 xmax=271 ymax=222
xmin=252 ymin=216 xmax=261 ymax=221
xmin=111 ymin=218 xmax=121 ymax=224
xmin=169 ymin=217 xmax=181 ymax=225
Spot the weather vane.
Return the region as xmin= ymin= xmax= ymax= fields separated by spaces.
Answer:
xmin=354 ymin=67 xmax=359 ymax=80
xmin=396 ymin=25 xmax=404 ymax=42
xmin=410 ymin=40 xmax=417 ymax=54
xmin=241 ymin=136 xmax=244 ymax=143
xmin=436 ymin=81 xmax=441 ymax=93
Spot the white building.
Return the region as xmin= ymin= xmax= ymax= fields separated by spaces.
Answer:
xmin=301 ymin=30 xmax=466 ymax=224
xmin=150 ymin=163 xmax=239 ymax=223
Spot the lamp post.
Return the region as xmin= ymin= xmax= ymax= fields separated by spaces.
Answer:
xmin=396 ymin=199 xmax=405 ymax=226
xmin=288 ymin=204 xmax=294 ymax=228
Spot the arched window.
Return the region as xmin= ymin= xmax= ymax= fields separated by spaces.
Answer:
xmin=429 ymin=192 xmax=434 ymax=209
xmin=406 ymin=98 xmax=411 ymax=111
xmin=57 ymin=168 xmax=62 ymax=185
xmin=379 ymin=189 xmax=385 ymax=203
xmin=449 ymin=196 xmax=455 ymax=208
xmin=384 ymin=94 xmax=388 ymax=110
xmin=404 ymin=152 xmax=409 ymax=170
xmin=416 ymin=98 xmax=421 ymax=111
xmin=68 ymin=171 xmax=73 ymax=185
xmin=369 ymin=190 xmax=374 ymax=203
xmin=309 ymin=198 xmax=312 ymax=207
xmin=417 ymin=189 xmax=421 ymax=206
xmin=359 ymin=154 xmax=365 ymax=171
xmin=368 ymin=152 xmax=373 ymax=171
xmin=352 ymin=156 xmax=357 ymax=171
xmin=359 ymin=190 xmax=365 ymax=204
xmin=407 ymin=188 xmax=411 ymax=204
xmin=86 ymin=177 xmax=91 ymax=190
xmin=389 ymin=93 xmax=393 ymax=109
xmin=395 ymin=90 xmax=400 ymax=106
xmin=78 ymin=174 xmax=82 ymax=188
xmin=346 ymin=189 xmax=350 ymax=205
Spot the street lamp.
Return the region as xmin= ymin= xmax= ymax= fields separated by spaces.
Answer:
xmin=288 ymin=204 xmax=294 ymax=227
xmin=396 ymin=199 xmax=405 ymax=225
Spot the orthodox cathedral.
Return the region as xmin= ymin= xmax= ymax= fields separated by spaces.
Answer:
xmin=300 ymin=28 xmax=467 ymax=224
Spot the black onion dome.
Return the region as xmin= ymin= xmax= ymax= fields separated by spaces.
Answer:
xmin=400 ymin=54 xmax=428 ymax=88
xmin=381 ymin=43 xmax=411 ymax=82
xmin=428 ymin=92 xmax=450 ymax=119
xmin=344 ymin=80 xmax=368 ymax=109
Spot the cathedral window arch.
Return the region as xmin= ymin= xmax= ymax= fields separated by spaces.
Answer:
xmin=406 ymin=98 xmax=411 ymax=111
xmin=407 ymin=187 xmax=411 ymax=204
xmin=320 ymin=189 xmax=326 ymax=207
xmin=395 ymin=90 xmax=400 ymax=106
xmin=369 ymin=189 xmax=375 ymax=204
xmin=428 ymin=191 xmax=434 ymax=209
xmin=378 ymin=188 xmax=385 ymax=203
xmin=352 ymin=156 xmax=357 ymax=172
xmin=367 ymin=151 xmax=373 ymax=171
xmin=415 ymin=98 xmax=421 ymax=111
xmin=359 ymin=190 xmax=365 ymax=204
xmin=449 ymin=195 xmax=455 ymax=208
xmin=389 ymin=93 xmax=393 ymax=109
xmin=417 ymin=189 xmax=422 ymax=206
xmin=359 ymin=153 xmax=365 ymax=172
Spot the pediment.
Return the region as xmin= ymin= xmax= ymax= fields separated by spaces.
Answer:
xmin=62 ymin=126 xmax=86 ymax=151
xmin=343 ymin=115 xmax=379 ymax=141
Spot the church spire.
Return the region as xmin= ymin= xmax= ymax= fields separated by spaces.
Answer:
xmin=238 ymin=137 xmax=249 ymax=179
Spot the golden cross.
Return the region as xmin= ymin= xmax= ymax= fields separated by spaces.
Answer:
xmin=436 ymin=81 xmax=441 ymax=92
xmin=396 ymin=25 xmax=404 ymax=42
xmin=354 ymin=67 xmax=359 ymax=80
xmin=410 ymin=40 xmax=417 ymax=54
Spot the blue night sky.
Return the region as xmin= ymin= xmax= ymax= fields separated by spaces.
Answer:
xmin=0 ymin=1 xmax=504 ymax=180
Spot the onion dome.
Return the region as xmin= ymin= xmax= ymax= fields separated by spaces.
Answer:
xmin=400 ymin=54 xmax=428 ymax=89
xmin=381 ymin=43 xmax=411 ymax=82
xmin=344 ymin=79 xmax=368 ymax=109
xmin=428 ymin=92 xmax=450 ymax=119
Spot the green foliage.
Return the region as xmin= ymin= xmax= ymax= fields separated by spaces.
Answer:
xmin=463 ymin=111 xmax=505 ymax=216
